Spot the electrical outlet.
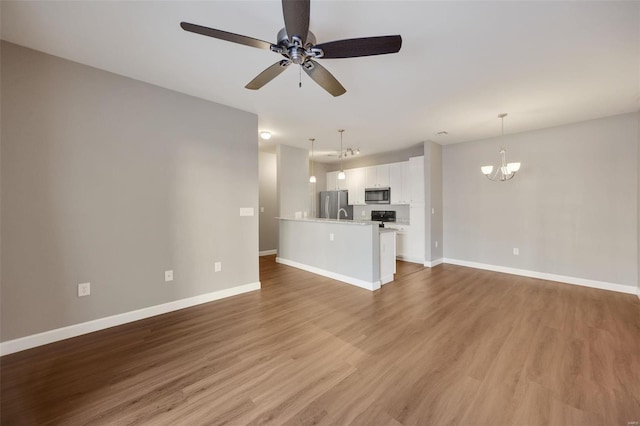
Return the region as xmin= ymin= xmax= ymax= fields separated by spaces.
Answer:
xmin=78 ymin=282 xmax=91 ymax=297
xmin=329 ymin=233 xmax=334 ymax=241
xmin=513 ymin=248 xmax=519 ymax=255
xmin=260 ymin=207 xmax=265 ymax=213
xmin=215 ymin=262 xmax=222 ymax=272
xmin=165 ymin=270 xmax=173 ymax=282
xmin=303 ymin=211 xmax=308 ymax=218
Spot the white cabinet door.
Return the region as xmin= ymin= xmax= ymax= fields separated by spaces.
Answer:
xmin=337 ymin=172 xmax=348 ymax=190
xmin=401 ymin=161 xmax=411 ymax=204
xmin=389 ymin=162 xmax=403 ymax=204
xmin=346 ymin=168 xmax=365 ymax=205
xmin=326 ymin=171 xmax=338 ymax=191
xmin=409 ymin=156 xmax=425 ymax=204
xmin=376 ymin=164 xmax=390 ymax=188
xmin=385 ymin=224 xmax=410 ymax=259
xmin=364 ymin=166 xmax=377 ymax=189
xmin=408 ymin=203 xmax=425 ymax=262
xmin=396 ymin=230 xmax=409 ymax=258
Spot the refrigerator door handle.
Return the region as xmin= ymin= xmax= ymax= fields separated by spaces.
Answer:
xmin=325 ymin=196 xmax=329 ymax=219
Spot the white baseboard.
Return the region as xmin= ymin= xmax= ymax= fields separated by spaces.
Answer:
xmin=443 ymin=258 xmax=636 ymax=295
xmin=637 ymin=287 xmax=640 ymax=301
xmin=381 ymin=274 xmax=394 ymax=285
xmin=424 ymin=258 xmax=443 ymax=268
xmin=396 ymin=255 xmax=424 ymax=265
xmin=0 ymin=282 xmax=261 ymax=356
xmin=259 ymin=249 xmax=277 ymax=256
xmin=276 ymin=257 xmax=380 ymax=291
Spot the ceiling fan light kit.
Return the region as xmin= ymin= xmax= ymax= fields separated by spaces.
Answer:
xmin=180 ymin=0 xmax=402 ymax=97
xmin=481 ymin=113 xmax=521 ymax=182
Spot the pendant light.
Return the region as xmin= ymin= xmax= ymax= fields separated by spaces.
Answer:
xmin=338 ymin=129 xmax=346 ymax=180
xmin=481 ymin=113 xmax=521 ymax=181
xmin=309 ymin=138 xmax=317 ymax=183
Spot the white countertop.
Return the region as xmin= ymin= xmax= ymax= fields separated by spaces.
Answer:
xmin=379 ymin=228 xmax=397 ymax=233
xmin=277 ymin=217 xmax=382 ymax=226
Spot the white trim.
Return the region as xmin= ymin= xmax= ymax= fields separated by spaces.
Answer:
xmin=396 ymin=255 xmax=424 ymax=264
xmin=0 ymin=282 xmax=261 ymax=356
xmin=424 ymin=258 xmax=443 ymax=268
xmin=442 ymin=258 xmax=636 ymax=295
xmin=276 ymin=257 xmax=380 ymax=291
xmin=637 ymin=287 xmax=640 ymax=300
xmin=259 ymin=249 xmax=277 ymax=256
xmin=381 ymin=274 xmax=394 ymax=285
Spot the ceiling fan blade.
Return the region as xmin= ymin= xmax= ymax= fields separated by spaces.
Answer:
xmin=315 ymin=35 xmax=402 ymax=59
xmin=245 ymin=60 xmax=292 ymax=90
xmin=282 ymin=0 xmax=310 ymax=44
xmin=180 ymin=22 xmax=273 ymax=50
xmin=302 ymin=60 xmax=346 ymax=97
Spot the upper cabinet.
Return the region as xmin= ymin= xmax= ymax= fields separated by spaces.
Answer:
xmin=390 ymin=162 xmax=410 ymax=205
xmin=364 ymin=164 xmax=390 ymax=189
xmin=409 ymin=156 xmax=425 ymax=204
xmin=327 ymin=156 xmax=423 ymax=206
xmin=326 ymin=171 xmax=338 ymax=191
xmin=346 ymin=168 xmax=365 ymax=205
xmin=326 ymin=171 xmax=348 ymax=191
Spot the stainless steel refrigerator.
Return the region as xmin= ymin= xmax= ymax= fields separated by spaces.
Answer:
xmin=318 ymin=190 xmax=353 ymax=219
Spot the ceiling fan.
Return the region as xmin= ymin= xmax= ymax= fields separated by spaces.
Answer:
xmin=180 ymin=0 xmax=402 ymax=97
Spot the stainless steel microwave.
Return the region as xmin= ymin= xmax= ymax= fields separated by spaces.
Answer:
xmin=365 ymin=187 xmax=390 ymax=204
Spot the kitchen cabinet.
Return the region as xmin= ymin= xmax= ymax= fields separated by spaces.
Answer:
xmin=389 ymin=161 xmax=410 ymax=205
xmin=408 ymin=203 xmax=425 ymax=262
xmin=385 ymin=223 xmax=410 ymax=259
xmin=346 ymin=168 xmax=365 ymax=205
xmin=364 ymin=164 xmax=390 ymax=189
xmin=409 ymin=156 xmax=425 ymax=204
xmin=326 ymin=171 xmax=348 ymax=191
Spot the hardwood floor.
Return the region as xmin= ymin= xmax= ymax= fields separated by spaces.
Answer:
xmin=2 ymin=256 xmax=639 ymax=425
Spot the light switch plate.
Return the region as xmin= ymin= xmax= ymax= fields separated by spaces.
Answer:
xmin=513 ymin=248 xmax=519 ymax=255
xmin=165 ymin=270 xmax=173 ymax=282
xmin=215 ymin=262 xmax=222 ymax=272
xmin=240 ymin=207 xmax=254 ymax=217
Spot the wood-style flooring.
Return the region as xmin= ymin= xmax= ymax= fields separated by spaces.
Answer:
xmin=1 ymin=256 xmax=640 ymax=425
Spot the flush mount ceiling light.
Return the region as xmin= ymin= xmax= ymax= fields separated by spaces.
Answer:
xmin=259 ymin=131 xmax=272 ymax=140
xmin=337 ymin=129 xmax=346 ymax=180
xmin=481 ymin=113 xmax=521 ymax=181
xmin=309 ymin=138 xmax=316 ymax=183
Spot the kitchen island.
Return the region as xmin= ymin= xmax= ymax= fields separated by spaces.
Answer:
xmin=277 ymin=218 xmax=396 ymax=291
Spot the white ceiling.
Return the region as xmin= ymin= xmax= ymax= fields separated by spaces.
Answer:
xmin=2 ymin=1 xmax=639 ymax=162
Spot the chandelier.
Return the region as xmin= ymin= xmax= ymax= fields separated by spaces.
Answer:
xmin=481 ymin=113 xmax=521 ymax=181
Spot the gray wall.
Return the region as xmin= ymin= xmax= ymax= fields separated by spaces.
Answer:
xmin=325 ymin=144 xmax=424 ymax=172
xmin=259 ymin=152 xmax=277 ymax=253
xmin=278 ymin=220 xmax=380 ymax=285
xmin=443 ymin=112 xmax=638 ymax=288
xmin=1 ymin=42 xmax=259 ymax=341
xmin=277 ymin=144 xmax=310 ymax=219
xmin=424 ymin=141 xmax=443 ymax=262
